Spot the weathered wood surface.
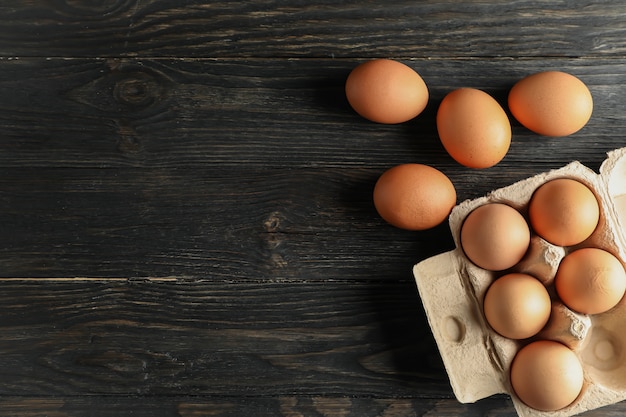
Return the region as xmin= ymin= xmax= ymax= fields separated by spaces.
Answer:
xmin=0 ymin=57 xmax=624 ymax=279
xmin=0 ymin=280 xmax=445 ymax=394
xmin=1 ymin=1 xmax=626 ymax=58
xmin=1 ymin=56 xmax=624 ymax=171
xmin=0 ymin=396 xmax=519 ymax=417
xmin=2 ymin=0 xmax=626 ymax=416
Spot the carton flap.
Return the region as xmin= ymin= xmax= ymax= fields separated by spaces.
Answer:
xmin=413 ymin=251 xmax=506 ymax=403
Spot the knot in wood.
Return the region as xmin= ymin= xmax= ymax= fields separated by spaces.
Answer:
xmin=264 ymin=211 xmax=282 ymax=233
xmin=113 ymin=72 xmax=165 ymax=109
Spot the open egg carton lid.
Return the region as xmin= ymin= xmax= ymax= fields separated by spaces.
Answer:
xmin=413 ymin=147 xmax=626 ymax=417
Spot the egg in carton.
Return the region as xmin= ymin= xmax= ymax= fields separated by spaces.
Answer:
xmin=413 ymin=147 xmax=626 ymax=417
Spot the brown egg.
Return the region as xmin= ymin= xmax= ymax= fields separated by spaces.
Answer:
xmin=555 ymin=247 xmax=626 ymax=315
xmin=460 ymin=203 xmax=530 ymax=271
xmin=345 ymin=59 xmax=429 ymax=124
xmin=508 ymin=71 xmax=593 ymax=137
xmin=373 ymin=163 xmax=456 ymax=231
xmin=436 ymin=88 xmax=511 ymax=169
xmin=528 ymin=178 xmax=599 ymax=246
xmin=510 ymin=340 xmax=584 ymax=411
xmin=483 ymin=273 xmax=551 ymax=339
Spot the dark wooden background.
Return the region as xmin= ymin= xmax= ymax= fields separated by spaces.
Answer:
xmin=1 ymin=1 xmax=626 ymax=416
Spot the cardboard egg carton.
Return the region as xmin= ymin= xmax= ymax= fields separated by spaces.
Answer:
xmin=413 ymin=147 xmax=626 ymax=417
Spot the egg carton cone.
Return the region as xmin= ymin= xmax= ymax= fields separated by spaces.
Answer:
xmin=413 ymin=147 xmax=626 ymax=417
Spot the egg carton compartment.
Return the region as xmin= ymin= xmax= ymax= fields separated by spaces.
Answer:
xmin=413 ymin=147 xmax=626 ymax=417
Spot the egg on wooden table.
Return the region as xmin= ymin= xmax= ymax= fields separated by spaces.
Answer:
xmin=508 ymin=71 xmax=593 ymax=137
xmin=436 ymin=88 xmax=512 ymax=169
xmin=345 ymin=59 xmax=429 ymax=124
xmin=373 ymin=163 xmax=456 ymax=231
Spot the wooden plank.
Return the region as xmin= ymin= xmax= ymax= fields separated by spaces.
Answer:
xmin=2 ymin=4 xmax=626 ymax=415
xmin=1 ymin=57 xmax=625 ymax=279
xmin=0 ymin=396 xmax=521 ymax=416
xmin=1 ymin=395 xmax=626 ymax=416
xmin=0 ymin=396 xmax=523 ymax=417
xmin=0 ymin=166 xmax=454 ymax=279
xmin=0 ymin=279 xmax=450 ymax=397
xmin=1 ymin=1 xmax=626 ymax=59
xmin=0 ymin=56 xmax=623 ymax=172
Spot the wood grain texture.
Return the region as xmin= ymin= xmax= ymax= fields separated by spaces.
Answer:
xmin=1 ymin=280 xmax=625 ymax=416
xmin=1 ymin=1 xmax=626 ymax=59
xmin=0 ymin=396 xmax=520 ymax=417
xmin=0 ymin=57 xmax=625 ymax=279
xmin=0 ymin=280 xmax=446 ymax=396
xmin=2 ymin=396 xmax=626 ymax=417
xmin=0 ymin=56 xmax=624 ymax=171
xmin=3 ymin=1 xmax=626 ymax=416
xmin=0 ymin=165 xmax=457 ymax=278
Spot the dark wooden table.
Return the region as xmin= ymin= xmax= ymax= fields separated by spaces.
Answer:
xmin=1 ymin=1 xmax=626 ymax=416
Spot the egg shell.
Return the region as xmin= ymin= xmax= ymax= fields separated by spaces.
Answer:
xmin=460 ymin=203 xmax=531 ymax=271
xmin=555 ymin=247 xmax=626 ymax=315
xmin=529 ymin=178 xmax=600 ymax=246
xmin=437 ymin=88 xmax=512 ymax=168
xmin=345 ymin=59 xmax=429 ymax=124
xmin=508 ymin=71 xmax=593 ymax=137
xmin=373 ymin=163 xmax=456 ymax=231
xmin=483 ymin=273 xmax=552 ymax=340
xmin=413 ymin=147 xmax=626 ymax=417
xmin=510 ymin=340 xmax=584 ymax=411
